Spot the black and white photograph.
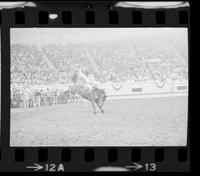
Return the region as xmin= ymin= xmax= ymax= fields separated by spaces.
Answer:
xmin=10 ymin=28 xmax=188 ymax=146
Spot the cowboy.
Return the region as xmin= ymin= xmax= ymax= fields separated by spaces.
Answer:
xmin=78 ymin=68 xmax=101 ymax=91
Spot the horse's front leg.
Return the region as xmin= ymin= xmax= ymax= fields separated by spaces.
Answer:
xmin=91 ymin=101 xmax=96 ymax=114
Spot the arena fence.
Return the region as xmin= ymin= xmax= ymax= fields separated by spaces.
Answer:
xmin=10 ymin=80 xmax=188 ymax=108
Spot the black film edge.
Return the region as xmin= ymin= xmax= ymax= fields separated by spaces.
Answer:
xmin=0 ymin=1 xmax=190 ymax=173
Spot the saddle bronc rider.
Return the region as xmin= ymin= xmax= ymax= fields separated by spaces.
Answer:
xmin=78 ymin=69 xmax=101 ymax=93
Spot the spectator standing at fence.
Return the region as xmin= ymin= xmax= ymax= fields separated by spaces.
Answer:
xmin=53 ymin=89 xmax=59 ymax=104
xmin=35 ymin=90 xmax=41 ymax=107
xmin=28 ymin=91 xmax=33 ymax=108
xmin=23 ymin=89 xmax=29 ymax=108
xmin=40 ymin=90 xmax=45 ymax=106
xmin=46 ymin=88 xmax=53 ymax=106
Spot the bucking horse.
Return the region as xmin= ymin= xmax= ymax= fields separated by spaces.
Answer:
xmin=64 ymin=84 xmax=107 ymax=114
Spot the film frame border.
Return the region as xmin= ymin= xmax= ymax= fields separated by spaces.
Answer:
xmin=0 ymin=1 xmax=190 ymax=173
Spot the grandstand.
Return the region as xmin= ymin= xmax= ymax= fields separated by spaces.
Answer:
xmin=11 ymin=30 xmax=188 ymax=83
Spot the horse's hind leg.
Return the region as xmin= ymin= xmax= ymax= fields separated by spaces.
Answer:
xmin=97 ymin=103 xmax=104 ymax=114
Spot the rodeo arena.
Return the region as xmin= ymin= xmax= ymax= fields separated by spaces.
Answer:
xmin=10 ymin=28 xmax=188 ymax=146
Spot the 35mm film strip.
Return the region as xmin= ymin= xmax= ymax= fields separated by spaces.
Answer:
xmin=0 ymin=1 xmax=190 ymax=173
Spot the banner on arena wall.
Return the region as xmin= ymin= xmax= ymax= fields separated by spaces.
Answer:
xmin=112 ymin=82 xmax=123 ymax=91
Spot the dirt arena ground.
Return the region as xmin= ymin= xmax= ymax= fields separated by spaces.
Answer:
xmin=10 ymin=96 xmax=188 ymax=146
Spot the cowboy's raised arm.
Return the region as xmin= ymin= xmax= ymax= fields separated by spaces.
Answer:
xmin=79 ymin=69 xmax=86 ymax=79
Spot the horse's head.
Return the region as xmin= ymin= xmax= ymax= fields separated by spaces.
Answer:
xmin=98 ymin=94 xmax=107 ymax=107
xmin=94 ymin=88 xmax=107 ymax=107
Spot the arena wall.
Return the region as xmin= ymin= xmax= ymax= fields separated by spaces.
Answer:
xmin=31 ymin=80 xmax=188 ymax=99
xmin=103 ymin=81 xmax=188 ymax=99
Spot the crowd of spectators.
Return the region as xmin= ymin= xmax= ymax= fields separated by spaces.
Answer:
xmin=10 ymin=86 xmax=80 ymax=109
xmin=11 ymin=44 xmax=63 ymax=85
xmin=11 ymin=36 xmax=188 ymax=85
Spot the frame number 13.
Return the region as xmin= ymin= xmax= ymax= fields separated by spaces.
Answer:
xmin=145 ymin=163 xmax=157 ymax=171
